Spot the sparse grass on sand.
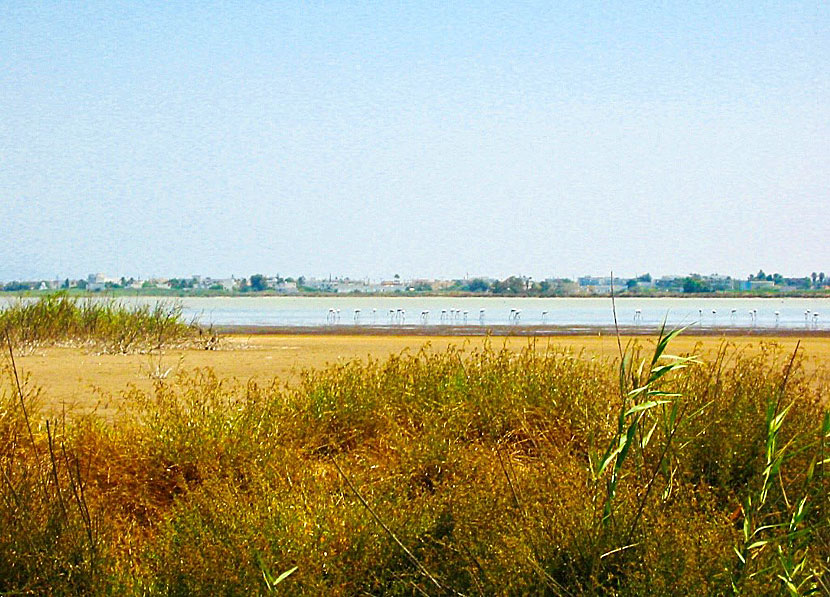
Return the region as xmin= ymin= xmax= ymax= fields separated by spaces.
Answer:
xmin=1 ymin=321 xmax=829 ymax=594
xmin=15 ymin=332 xmax=830 ymax=418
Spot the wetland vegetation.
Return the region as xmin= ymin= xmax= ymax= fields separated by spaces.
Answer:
xmin=0 ymin=297 xmax=828 ymax=594
xmin=0 ymin=293 xmax=210 ymax=353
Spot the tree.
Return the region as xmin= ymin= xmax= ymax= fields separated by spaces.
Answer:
xmin=4 ymin=281 xmax=31 ymax=291
xmin=682 ymin=275 xmax=711 ymax=293
xmin=249 ymin=274 xmax=267 ymax=292
xmin=820 ymin=272 xmax=826 ymax=286
xmin=168 ymin=278 xmax=195 ymax=290
xmin=812 ymin=272 xmax=818 ymax=288
xmin=626 ymin=279 xmax=638 ymax=290
xmin=491 ymin=276 xmax=525 ymax=294
xmin=466 ymin=278 xmax=490 ymax=293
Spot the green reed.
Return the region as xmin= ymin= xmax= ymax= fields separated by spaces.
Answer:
xmin=0 ymin=292 xmax=204 ymax=352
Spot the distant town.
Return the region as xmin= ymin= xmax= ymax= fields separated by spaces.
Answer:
xmin=1 ymin=270 xmax=828 ymax=297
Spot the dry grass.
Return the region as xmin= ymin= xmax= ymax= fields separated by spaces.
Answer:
xmin=1 ymin=329 xmax=829 ymax=594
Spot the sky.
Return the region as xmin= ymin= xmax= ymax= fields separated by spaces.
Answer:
xmin=1 ymin=1 xmax=828 ymax=281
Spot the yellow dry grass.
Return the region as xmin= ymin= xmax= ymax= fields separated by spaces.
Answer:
xmin=11 ymin=333 xmax=830 ymax=417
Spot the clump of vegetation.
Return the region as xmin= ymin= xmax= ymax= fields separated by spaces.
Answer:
xmin=0 ymin=293 xmax=208 ymax=353
xmin=0 ymin=332 xmax=827 ymax=594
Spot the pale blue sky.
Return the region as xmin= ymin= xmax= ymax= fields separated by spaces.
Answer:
xmin=1 ymin=1 xmax=828 ymax=281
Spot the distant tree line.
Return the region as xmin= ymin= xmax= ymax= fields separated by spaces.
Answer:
xmin=1 ymin=269 xmax=828 ymax=294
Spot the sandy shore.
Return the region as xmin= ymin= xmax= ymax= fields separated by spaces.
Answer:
xmin=12 ymin=331 xmax=830 ymax=417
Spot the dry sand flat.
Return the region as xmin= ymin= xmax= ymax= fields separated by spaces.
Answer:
xmin=11 ymin=333 xmax=830 ymax=417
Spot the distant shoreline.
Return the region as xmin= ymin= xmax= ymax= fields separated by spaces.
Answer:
xmin=5 ymin=290 xmax=830 ymax=300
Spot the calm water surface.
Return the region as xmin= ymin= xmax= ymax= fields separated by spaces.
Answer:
xmin=115 ymin=296 xmax=829 ymax=331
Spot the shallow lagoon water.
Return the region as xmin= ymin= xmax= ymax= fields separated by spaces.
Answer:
xmin=110 ymin=296 xmax=830 ymax=331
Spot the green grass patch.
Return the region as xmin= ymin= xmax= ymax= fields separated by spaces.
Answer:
xmin=0 ymin=293 xmax=213 ymax=353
